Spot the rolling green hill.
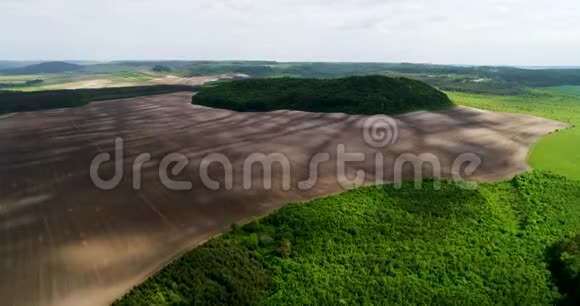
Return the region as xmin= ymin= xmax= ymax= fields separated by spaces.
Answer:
xmin=0 ymin=61 xmax=83 ymax=75
xmin=114 ymin=171 xmax=580 ymax=305
xmin=192 ymin=76 xmax=454 ymax=115
xmin=0 ymin=61 xmax=41 ymax=70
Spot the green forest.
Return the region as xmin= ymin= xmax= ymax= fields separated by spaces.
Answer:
xmin=192 ymin=76 xmax=454 ymax=115
xmin=115 ymin=171 xmax=580 ymax=305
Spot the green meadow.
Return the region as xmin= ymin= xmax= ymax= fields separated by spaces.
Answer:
xmin=0 ymin=71 xmax=158 ymax=91
xmin=447 ymin=87 xmax=580 ymax=181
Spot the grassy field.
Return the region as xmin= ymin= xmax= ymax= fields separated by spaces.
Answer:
xmin=115 ymin=171 xmax=580 ymax=305
xmin=447 ymin=87 xmax=580 ymax=181
xmin=0 ymin=71 xmax=159 ymax=91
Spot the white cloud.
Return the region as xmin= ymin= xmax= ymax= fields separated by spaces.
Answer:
xmin=0 ymin=0 xmax=578 ymax=65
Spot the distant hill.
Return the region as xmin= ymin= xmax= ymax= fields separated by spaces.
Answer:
xmin=0 ymin=61 xmax=42 ymax=70
xmin=192 ymin=75 xmax=454 ymax=115
xmin=0 ymin=61 xmax=84 ymax=75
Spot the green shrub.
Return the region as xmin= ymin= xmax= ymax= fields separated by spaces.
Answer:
xmin=260 ymin=234 xmax=275 ymax=247
xmin=152 ymin=65 xmax=172 ymax=73
xmin=548 ymin=234 xmax=580 ymax=304
xmin=242 ymin=233 xmax=260 ymax=250
xmin=278 ymin=239 xmax=292 ymax=258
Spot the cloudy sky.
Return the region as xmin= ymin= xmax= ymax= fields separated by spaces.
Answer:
xmin=1 ymin=0 xmax=578 ymax=65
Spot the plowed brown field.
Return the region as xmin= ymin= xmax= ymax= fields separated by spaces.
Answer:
xmin=0 ymin=92 xmax=567 ymax=306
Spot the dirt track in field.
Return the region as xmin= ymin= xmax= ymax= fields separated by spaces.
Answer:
xmin=0 ymin=92 xmax=567 ymax=306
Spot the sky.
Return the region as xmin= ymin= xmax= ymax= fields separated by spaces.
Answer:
xmin=1 ymin=0 xmax=578 ymax=66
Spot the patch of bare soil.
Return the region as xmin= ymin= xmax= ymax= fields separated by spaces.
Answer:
xmin=42 ymin=73 xmax=249 ymax=91
xmin=43 ymin=79 xmax=122 ymax=90
xmin=0 ymin=93 xmax=566 ymax=306
xmin=151 ymin=73 xmax=249 ymax=86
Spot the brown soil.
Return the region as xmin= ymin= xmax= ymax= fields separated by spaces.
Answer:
xmin=150 ymin=73 xmax=249 ymax=86
xmin=0 ymin=92 xmax=566 ymax=306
